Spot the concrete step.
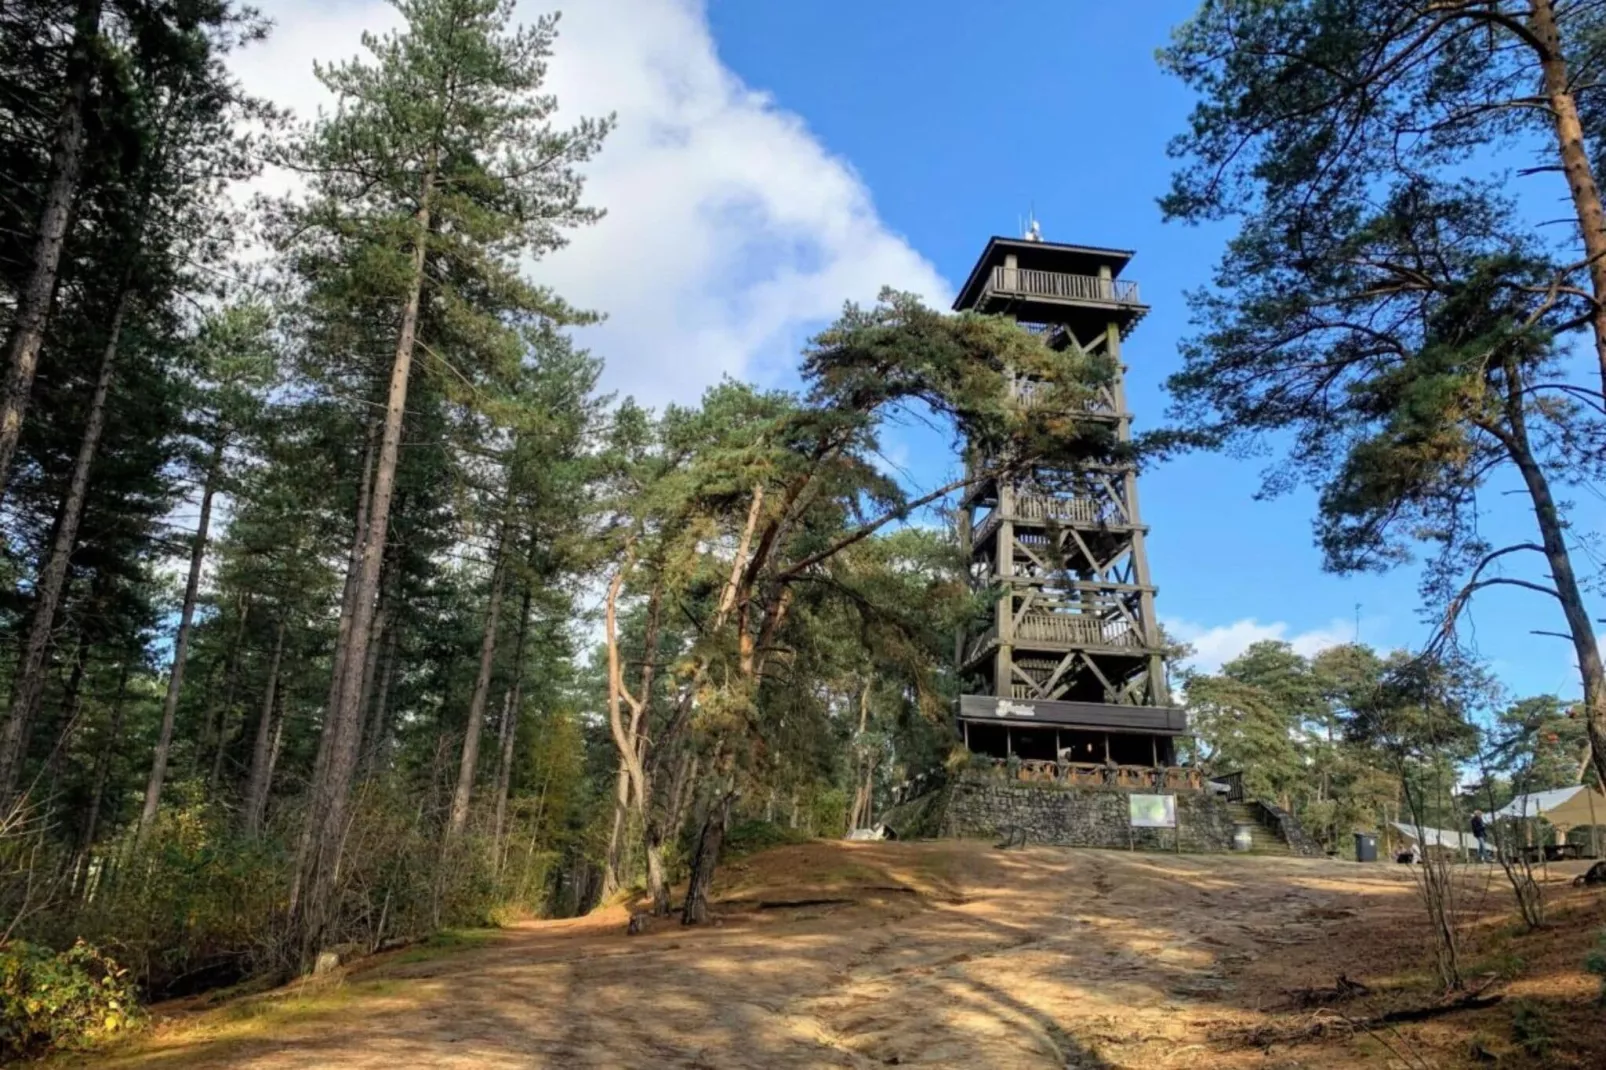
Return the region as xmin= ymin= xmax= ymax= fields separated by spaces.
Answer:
xmin=1226 ymin=804 xmax=1293 ymax=854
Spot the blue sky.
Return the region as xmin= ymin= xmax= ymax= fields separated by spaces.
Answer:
xmin=701 ymin=0 xmax=1595 ymax=699
xmin=240 ymin=0 xmax=1598 ymax=701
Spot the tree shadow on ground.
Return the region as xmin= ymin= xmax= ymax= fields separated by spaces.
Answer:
xmin=81 ymin=840 xmax=1606 ymax=1069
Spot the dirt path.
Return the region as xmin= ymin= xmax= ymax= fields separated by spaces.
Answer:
xmin=80 ymin=842 xmax=1606 ymax=1069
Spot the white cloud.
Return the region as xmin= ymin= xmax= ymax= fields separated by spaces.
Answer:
xmin=1164 ymin=617 xmax=1360 ymax=676
xmin=230 ymin=0 xmax=948 ymax=407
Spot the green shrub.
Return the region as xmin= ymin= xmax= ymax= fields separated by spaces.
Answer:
xmin=806 ymin=788 xmax=849 ymax=838
xmin=70 ymin=800 xmax=289 ymax=995
xmin=1471 ymin=948 xmax=1527 ymax=982
xmin=724 ymin=819 xmax=808 ymax=859
xmin=0 ymin=939 xmax=142 ymax=1060
xmin=1510 ymin=1001 xmax=1553 ymax=1060
xmin=1586 ymin=930 xmax=1606 ymax=1005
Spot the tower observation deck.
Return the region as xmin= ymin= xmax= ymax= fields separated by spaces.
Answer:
xmin=953 ymin=234 xmax=1185 ymax=768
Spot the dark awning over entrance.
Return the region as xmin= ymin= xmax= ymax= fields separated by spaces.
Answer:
xmin=957 ymin=694 xmax=1185 ymax=736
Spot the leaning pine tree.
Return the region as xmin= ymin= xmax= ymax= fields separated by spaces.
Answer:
xmin=598 ymin=294 xmax=1121 ymax=923
xmin=272 ymin=0 xmax=608 ymax=962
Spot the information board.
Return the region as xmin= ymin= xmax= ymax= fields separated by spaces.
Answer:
xmin=1129 ymin=794 xmax=1176 ymax=829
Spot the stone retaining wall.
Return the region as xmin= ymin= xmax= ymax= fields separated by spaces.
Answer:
xmin=941 ymin=770 xmax=1238 ymax=853
xmin=879 ymin=781 xmax=953 ymax=840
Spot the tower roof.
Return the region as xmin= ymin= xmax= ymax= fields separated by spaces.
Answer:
xmin=952 ymin=236 xmax=1136 ymax=313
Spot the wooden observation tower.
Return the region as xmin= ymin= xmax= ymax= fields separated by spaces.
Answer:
xmin=953 ymin=230 xmax=1185 ymax=768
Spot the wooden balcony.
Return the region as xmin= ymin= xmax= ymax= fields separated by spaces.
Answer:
xmin=970 ymin=266 xmax=1149 ymax=336
xmin=965 ymin=611 xmax=1147 ymax=663
xmin=1009 ymin=377 xmax=1122 ymax=418
xmin=1018 ymin=612 xmax=1141 ymax=648
xmin=959 ymin=456 xmax=1137 ymax=510
xmin=1017 ymin=493 xmax=1099 ymax=524
xmin=987 ymin=267 xmax=1141 ymax=307
xmin=952 ymin=237 xmax=1150 ymax=337
xmin=971 ymin=493 xmax=1122 ymax=547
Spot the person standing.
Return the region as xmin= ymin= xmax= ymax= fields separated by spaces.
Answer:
xmin=1471 ymin=810 xmax=1489 ymax=861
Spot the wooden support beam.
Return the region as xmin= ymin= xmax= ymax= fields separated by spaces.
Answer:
xmin=1039 ymin=651 xmax=1078 ymax=697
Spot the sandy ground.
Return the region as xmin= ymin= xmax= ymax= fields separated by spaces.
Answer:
xmin=79 ymin=841 xmax=1606 ymax=1069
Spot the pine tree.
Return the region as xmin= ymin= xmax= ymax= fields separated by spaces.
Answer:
xmin=0 ymin=0 xmax=103 ymax=497
xmin=1162 ymin=1 xmax=1606 ymax=790
xmin=0 ymin=0 xmax=263 ymax=801
xmin=136 ymin=301 xmax=275 ymax=842
xmin=273 ymin=0 xmax=608 ymax=959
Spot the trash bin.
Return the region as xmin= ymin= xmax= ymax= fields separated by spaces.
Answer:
xmin=1354 ymin=832 xmax=1378 ymax=862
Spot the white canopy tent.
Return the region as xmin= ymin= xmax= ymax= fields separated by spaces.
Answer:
xmin=1491 ymin=785 xmax=1606 ymax=825
xmin=1390 ymin=821 xmax=1478 ymax=854
xmin=1490 ymin=785 xmax=1606 ymax=855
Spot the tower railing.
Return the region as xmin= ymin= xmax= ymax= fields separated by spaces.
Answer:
xmin=964 ymin=613 xmax=1145 ymax=662
xmin=986 ymin=267 xmax=1142 ymax=306
xmin=970 ymin=493 xmax=1115 ymax=546
xmin=1015 ymin=612 xmax=1140 ymax=648
xmin=1009 ymin=377 xmax=1120 ymax=415
xmin=1013 ymin=493 xmax=1104 ymax=525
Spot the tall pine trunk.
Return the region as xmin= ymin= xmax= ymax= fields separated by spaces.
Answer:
xmin=361 ymin=620 xmax=399 ymax=777
xmin=489 ymin=691 xmax=514 ymax=842
xmin=491 ymin=584 xmax=533 ymax=869
xmin=847 ymin=682 xmax=872 ymax=831
xmin=355 ymin=597 xmax=388 ymax=743
xmin=74 ymin=657 xmax=130 ymax=898
xmin=49 ymin=629 xmax=90 ymax=754
xmin=0 ymin=0 xmax=102 ymax=499
xmin=644 ymin=692 xmax=697 ymax=917
xmin=304 ymin=421 xmax=376 ymax=811
xmin=1530 ymin=0 xmax=1606 ymax=400
xmin=603 ymin=556 xmax=651 ymax=901
xmin=136 ymin=438 xmax=224 ymax=843
xmin=240 ymin=617 xmax=287 ymax=839
xmin=446 ymin=528 xmax=508 ymax=840
xmin=681 ymin=789 xmax=734 ymax=926
xmin=665 ymin=750 xmax=697 ymax=839
xmin=601 ymin=766 xmax=631 ymax=898
xmin=0 ymin=289 xmax=128 ymax=801
xmin=345 ymin=571 xmax=390 ymax=780
xmin=604 ymin=560 xmax=664 ymax=901
xmin=1525 ymin=1 xmax=1606 ymax=791
xmin=40 ymin=627 xmax=92 ymax=825
xmin=1490 ymin=361 xmax=1606 ymax=791
xmin=296 ymin=172 xmax=434 ymax=960
xmin=204 ymin=594 xmax=251 ymax=793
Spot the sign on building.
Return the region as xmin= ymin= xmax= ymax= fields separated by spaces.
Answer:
xmin=1129 ymin=794 xmax=1176 ymax=829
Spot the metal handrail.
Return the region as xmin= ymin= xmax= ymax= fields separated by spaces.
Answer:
xmin=1212 ymin=770 xmax=1246 ymax=802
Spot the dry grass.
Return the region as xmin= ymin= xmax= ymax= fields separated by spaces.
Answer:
xmin=57 ymin=841 xmax=1606 ymax=1069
